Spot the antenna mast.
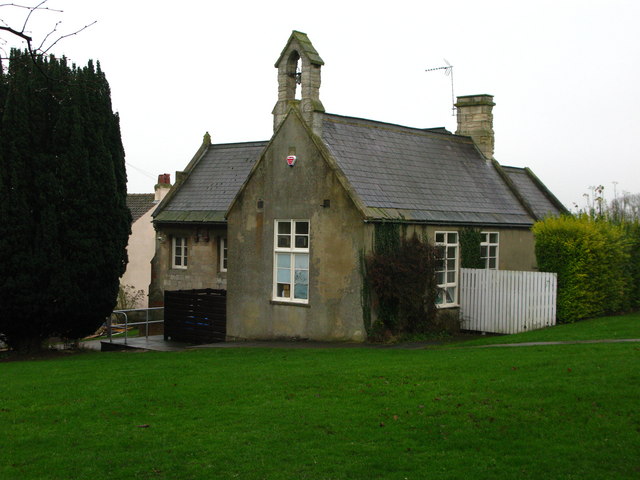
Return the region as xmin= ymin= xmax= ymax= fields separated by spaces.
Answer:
xmin=425 ymin=59 xmax=455 ymax=116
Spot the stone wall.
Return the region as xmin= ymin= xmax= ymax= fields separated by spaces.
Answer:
xmin=149 ymin=224 xmax=227 ymax=306
xmin=227 ymin=111 xmax=366 ymax=341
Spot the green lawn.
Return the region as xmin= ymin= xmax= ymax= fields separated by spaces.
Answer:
xmin=1 ymin=318 xmax=639 ymax=479
xmin=453 ymin=311 xmax=640 ymax=347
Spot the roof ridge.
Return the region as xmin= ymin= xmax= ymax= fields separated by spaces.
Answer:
xmin=211 ymin=140 xmax=269 ymax=148
xmin=323 ymin=113 xmax=466 ymax=141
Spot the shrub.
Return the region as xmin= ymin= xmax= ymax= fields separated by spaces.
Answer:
xmin=533 ymin=215 xmax=631 ymax=322
xmin=622 ymin=222 xmax=640 ymax=309
xmin=365 ymin=228 xmax=440 ymax=335
xmin=116 ymin=284 xmax=146 ymax=310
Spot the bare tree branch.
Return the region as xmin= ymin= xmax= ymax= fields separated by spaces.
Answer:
xmin=0 ymin=1 xmax=94 ymax=59
xmin=0 ymin=23 xmax=32 ymax=50
xmin=0 ymin=0 xmax=95 ymax=79
xmin=0 ymin=2 xmax=62 ymax=12
xmin=21 ymin=0 xmax=47 ymax=32
xmin=41 ymin=20 xmax=96 ymax=55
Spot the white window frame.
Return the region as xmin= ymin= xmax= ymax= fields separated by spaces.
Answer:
xmin=219 ymin=237 xmax=228 ymax=272
xmin=435 ymin=231 xmax=459 ymax=307
xmin=172 ymin=237 xmax=188 ymax=269
xmin=480 ymin=232 xmax=499 ymax=270
xmin=273 ymin=220 xmax=310 ymax=304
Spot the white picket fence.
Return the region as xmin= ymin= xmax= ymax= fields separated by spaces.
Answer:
xmin=459 ymin=268 xmax=557 ymax=334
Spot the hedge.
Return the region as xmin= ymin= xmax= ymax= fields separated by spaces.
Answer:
xmin=532 ymin=215 xmax=633 ymax=323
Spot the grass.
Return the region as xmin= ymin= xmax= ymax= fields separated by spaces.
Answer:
xmin=453 ymin=311 xmax=640 ymax=347
xmin=1 ymin=316 xmax=639 ymax=479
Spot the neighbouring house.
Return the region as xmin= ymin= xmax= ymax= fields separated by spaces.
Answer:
xmin=150 ymin=31 xmax=566 ymax=341
xmin=120 ymin=174 xmax=171 ymax=308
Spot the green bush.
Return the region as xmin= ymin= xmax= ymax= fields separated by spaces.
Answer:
xmin=365 ymin=228 xmax=440 ymax=336
xmin=622 ymin=222 xmax=640 ymax=309
xmin=533 ymin=215 xmax=631 ymax=323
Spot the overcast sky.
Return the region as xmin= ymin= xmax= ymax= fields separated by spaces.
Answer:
xmin=4 ymin=0 xmax=639 ymax=209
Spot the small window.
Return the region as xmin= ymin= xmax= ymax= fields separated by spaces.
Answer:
xmin=480 ymin=232 xmax=499 ymax=270
xmin=274 ymin=220 xmax=310 ymax=303
xmin=172 ymin=237 xmax=188 ymax=269
xmin=220 ymin=237 xmax=228 ymax=272
xmin=435 ymin=231 xmax=458 ymax=307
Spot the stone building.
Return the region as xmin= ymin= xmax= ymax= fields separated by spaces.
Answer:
xmin=150 ymin=31 xmax=566 ymax=340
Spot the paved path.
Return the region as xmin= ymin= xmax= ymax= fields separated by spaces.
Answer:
xmin=96 ymin=335 xmax=640 ymax=352
xmin=474 ymin=338 xmax=640 ymax=348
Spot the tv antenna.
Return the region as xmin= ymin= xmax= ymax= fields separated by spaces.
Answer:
xmin=425 ymin=59 xmax=455 ymax=116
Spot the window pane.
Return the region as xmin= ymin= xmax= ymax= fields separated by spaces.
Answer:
xmin=481 ymin=246 xmax=488 ymax=257
xmin=294 ymin=254 xmax=309 ymax=269
xmin=277 ymin=283 xmax=291 ymax=298
xmin=447 ymin=271 xmax=455 ymax=283
xmin=445 ymin=287 xmax=456 ymax=303
xmin=294 ymin=269 xmax=309 ymax=285
xmin=295 ymin=221 xmax=309 ymax=235
xmin=277 ymin=268 xmax=290 ymax=283
xmin=490 ymin=233 xmax=499 ymax=243
xmin=436 ymin=272 xmax=445 ymax=284
xmin=481 ymin=233 xmax=488 ymax=243
xmin=489 ymin=258 xmax=497 ymax=269
xmin=436 ymin=289 xmax=444 ymax=304
xmin=276 ymin=254 xmax=291 ymax=268
xmin=277 ymin=235 xmax=291 ymax=248
xmin=295 ymin=236 xmax=309 ymax=249
xmin=278 ymin=221 xmax=291 ymax=234
xmin=447 ymin=259 xmax=456 ymax=270
xmin=436 ymin=259 xmax=445 ymax=271
xmin=447 ymin=232 xmax=458 ymax=243
xmin=294 ymin=284 xmax=308 ymax=300
xmin=489 ymin=246 xmax=497 ymax=256
xmin=183 ymin=255 xmax=188 ymax=267
xmin=435 ymin=232 xmax=445 ymax=243
xmin=447 ymin=246 xmax=456 ymax=259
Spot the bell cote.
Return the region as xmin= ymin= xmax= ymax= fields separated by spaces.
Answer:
xmin=272 ymin=31 xmax=325 ymax=135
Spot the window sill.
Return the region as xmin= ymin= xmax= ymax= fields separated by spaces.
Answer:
xmin=270 ymin=300 xmax=311 ymax=308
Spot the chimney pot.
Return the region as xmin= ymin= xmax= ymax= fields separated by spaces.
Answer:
xmin=154 ymin=173 xmax=172 ymax=202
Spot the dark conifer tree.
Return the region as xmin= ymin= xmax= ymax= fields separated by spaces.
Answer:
xmin=0 ymin=50 xmax=130 ymax=352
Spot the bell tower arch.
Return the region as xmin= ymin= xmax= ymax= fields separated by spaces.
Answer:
xmin=272 ymin=31 xmax=325 ymax=134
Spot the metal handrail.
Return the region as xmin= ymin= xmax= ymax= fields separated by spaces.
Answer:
xmin=107 ymin=307 xmax=164 ymax=345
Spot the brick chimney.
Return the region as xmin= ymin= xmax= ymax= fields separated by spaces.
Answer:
xmin=154 ymin=173 xmax=171 ymax=202
xmin=455 ymin=94 xmax=495 ymax=160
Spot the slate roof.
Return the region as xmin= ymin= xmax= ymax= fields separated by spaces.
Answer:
xmin=154 ymin=141 xmax=267 ymax=224
xmin=126 ymin=194 xmax=155 ymax=223
xmin=321 ymin=114 xmax=537 ymax=226
xmin=501 ymin=166 xmax=566 ymax=219
xmin=154 ymin=113 xmax=564 ymax=227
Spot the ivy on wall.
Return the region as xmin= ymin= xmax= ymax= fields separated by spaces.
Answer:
xmin=364 ymin=224 xmax=440 ymax=337
xmin=459 ymin=228 xmax=484 ymax=269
